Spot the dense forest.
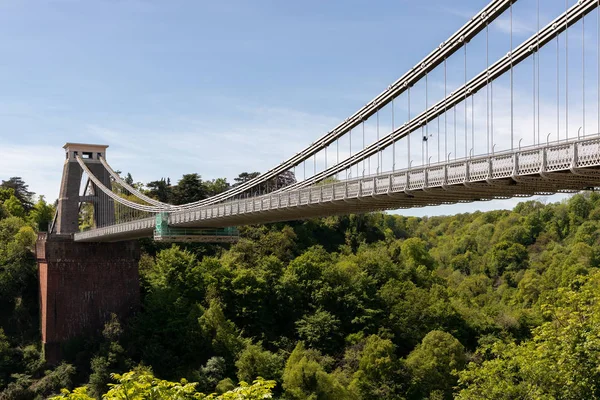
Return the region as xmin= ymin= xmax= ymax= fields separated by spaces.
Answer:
xmin=2 ymin=173 xmax=600 ymax=399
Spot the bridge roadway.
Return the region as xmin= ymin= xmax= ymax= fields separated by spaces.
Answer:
xmin=74 ymin=136 xmax=600 ymax=242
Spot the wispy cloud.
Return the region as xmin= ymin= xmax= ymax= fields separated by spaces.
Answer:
xmin=434 ymin=6 xmax=477 ymax=21
xmin=493 ymin=16 xmax=537 ymax=36
xmin=0 ymin=144 xmax=63 ymax=201
xmin=85 ymin=105 xmax=339 ymax=190
xmin=433 ymin=6 xmax=538 ymax=37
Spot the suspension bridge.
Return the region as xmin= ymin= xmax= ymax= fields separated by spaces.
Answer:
xmin=37 ymin=0 xmax=600 ymax=361
xmin=50 ymin=0 xmax=600 ymax=243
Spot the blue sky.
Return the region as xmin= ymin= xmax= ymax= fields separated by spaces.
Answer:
xmin=0 ymin=0 xmax=593 ymax=216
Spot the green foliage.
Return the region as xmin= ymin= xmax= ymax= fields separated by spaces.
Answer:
xmin=0 ymin=216 xmax=37 ymax=341
xmin=282 ymin=343 xmax=353 ymax=400
xmin=147 ymin=178 xmax=172 ymax=203
xmin=88 ymin=356 xmax=111 ymax=399
xmin=401 ymin=238 xmax=435 ymax=270
xmin=50 ymin=368 xmax=276 ymax=400
xmin=29 ymin=362 xmax=76 ymax=398
xmin=487 ymin=241 xmax=528 ymax=277
xmin=296 ymin=310 xmax=341 ymax=353
xmin=235 ymin=343 xmax=283 ymax=384
xmin=456 ymin=271 xmax=600 ymax=399
xmin=28 ymin=195 xmax=54 ymax=232
xmin=147 ymin=174 xmax=231 ymax=206
xmin=349 ymin=335 xmax=405 ymax=400
xmin=6 ymin=175 xmax=600 ymax=399
xmin=172 ymin=174 xmax=208 ymax=205
xmin=568 ymin=193 xmax=592 ymax=225
xmin=573 ymin=220 xmax=600 ymax=245
xmin=104 ymin=369 xmax=202 ymax=399
xmin=215 ymin=378 xmax=235 ymax=394
xmin=88 ymin=315 xmax=132 ymax=398
xmin=212 ymin=378 xmax=276 ymax=400
xmin=153 ymin=245 xmax=199 ymax=290
xmin=198 ymin=299 xmax=247 ymax=362
xmin=0 ymin=328 xmax=11 ymax=387
xmin=3 ymin=196 xmax=24 ymax=218
xmin=1 ymin=178 xmax=34 ymax=212
xmin=204 ymin=179 xmax=230 ymax=197
xmin=233 ymin=172 xmax=260 ymax=186
xmin=0 ymin=187 xmax=15 ymax=204
xmin=405 ymin=330 xmax=466 ymax=399
xmin=52 ymin=386 xmax=94 ymax=399
xmin=196 ymin=356 xmax=226 ymax=392
xmin=379 ymin=279 xmax=462 ymax=352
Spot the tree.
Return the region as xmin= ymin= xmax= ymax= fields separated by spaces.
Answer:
xmin=152 ymin=245 xmax=199 ymax=292
xmin=349 ymin=335 xmax=406 ymax=400
xmin=406 ymin=330 xmax=466 ymax=399
xmin=0 ymin=217 xmax=37 ymax=300
xmin=282 ymin=343 xmax=353 ymax=400
xmin=401 ymin=238 xmax=435 ymax=270
xmin=457 ymin=271 xmax=600 ymax=399
xmin=3 ymin=195 xmax=24 ymax=218
xmin=574 ymin=220 xmax=600 ymax=246
xmin=487 ymin=241 xmax=528 ymax=277
xmin=29 ymin=363 xmax=76 ymax=399
xmin=212 ymin=379 xmax=276 ymax=400
xmin=88 ymin=356 xmax=111 ymax=399
xmin=1 ymin=178 xmax=34 ymax=211
xmin=172 ymin=174 xmax=207 ymax=205
xmin=270 ymin=171 xmax=296 ymax=191
xmin=124 ymin=173 xmax=134 ymax=186
xmin=147 ymin=178 xmax=173 ymax=203
xmin=204 ymin=178 xmax=230 ymax=197
xmin=499 ymin=225 xmax=534 ymax=246
xmin=198 ymin=300 xmax=246 ymax=361
xmin=88 ymin=314 xmax=131 ymax=398
xmin=0 ymin=187 xmax=15 ymax=204
xmin=568 ymin=193 xmax=592 ymax=226
xmin=50 ymin=368 xmax=276 ymax=399
xmin=28 ymin=196 xmax=55 ymax=232
xmin=378 ymin=280 xmax=462 ymax=353
xmin=197 ymin=357 xmax=227 ymax=392
xmin=0 ymin=328 xmax=11 ymax=388
xmin=233 ymin=172 xmax=260 ymax=187
xmin=235 ymin=343 xmax=284 ymax=384
xmin=295 ymin=310 xmax=341 ymax=353
xmin=279 ymin=246 xmax=331 ymax=321
xmin=129 ymin=248 xmax=207 ymax=378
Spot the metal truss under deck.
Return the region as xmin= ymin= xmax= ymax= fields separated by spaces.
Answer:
xmin=74 ymin=136 xmax=600 ymax=242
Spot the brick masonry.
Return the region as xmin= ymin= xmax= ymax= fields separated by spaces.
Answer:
xmin=36 ymin=233 xmax=140 ymax=364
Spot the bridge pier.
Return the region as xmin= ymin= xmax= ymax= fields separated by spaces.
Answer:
xmin=36 ymin=233 xmax=140 ymax=364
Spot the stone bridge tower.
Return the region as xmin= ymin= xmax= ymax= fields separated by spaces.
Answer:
xmin=36 ymin=144 xmax=140 ymax=364
xmin=54 ymin=143 xmax=114 ymax=234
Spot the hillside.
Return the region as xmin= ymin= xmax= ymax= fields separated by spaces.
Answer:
xmin=1 ymin=175 xmax=600 ymax=399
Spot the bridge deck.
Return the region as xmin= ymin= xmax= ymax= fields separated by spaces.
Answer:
xmin=74 ymin=137 xmax=600 ymax=242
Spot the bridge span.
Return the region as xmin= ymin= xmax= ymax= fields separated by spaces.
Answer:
xmin=73 ymin=136 xmax=600 ymax=242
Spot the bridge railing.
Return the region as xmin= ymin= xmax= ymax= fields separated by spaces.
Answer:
xmin=185 ymin=135 xmax=600 ymax=216
xmin=74 ymin=136 xmax=600 ymax=242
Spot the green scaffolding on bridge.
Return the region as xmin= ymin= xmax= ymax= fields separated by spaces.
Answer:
xmin=154 ymin=212 xmax=239 ymax=243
